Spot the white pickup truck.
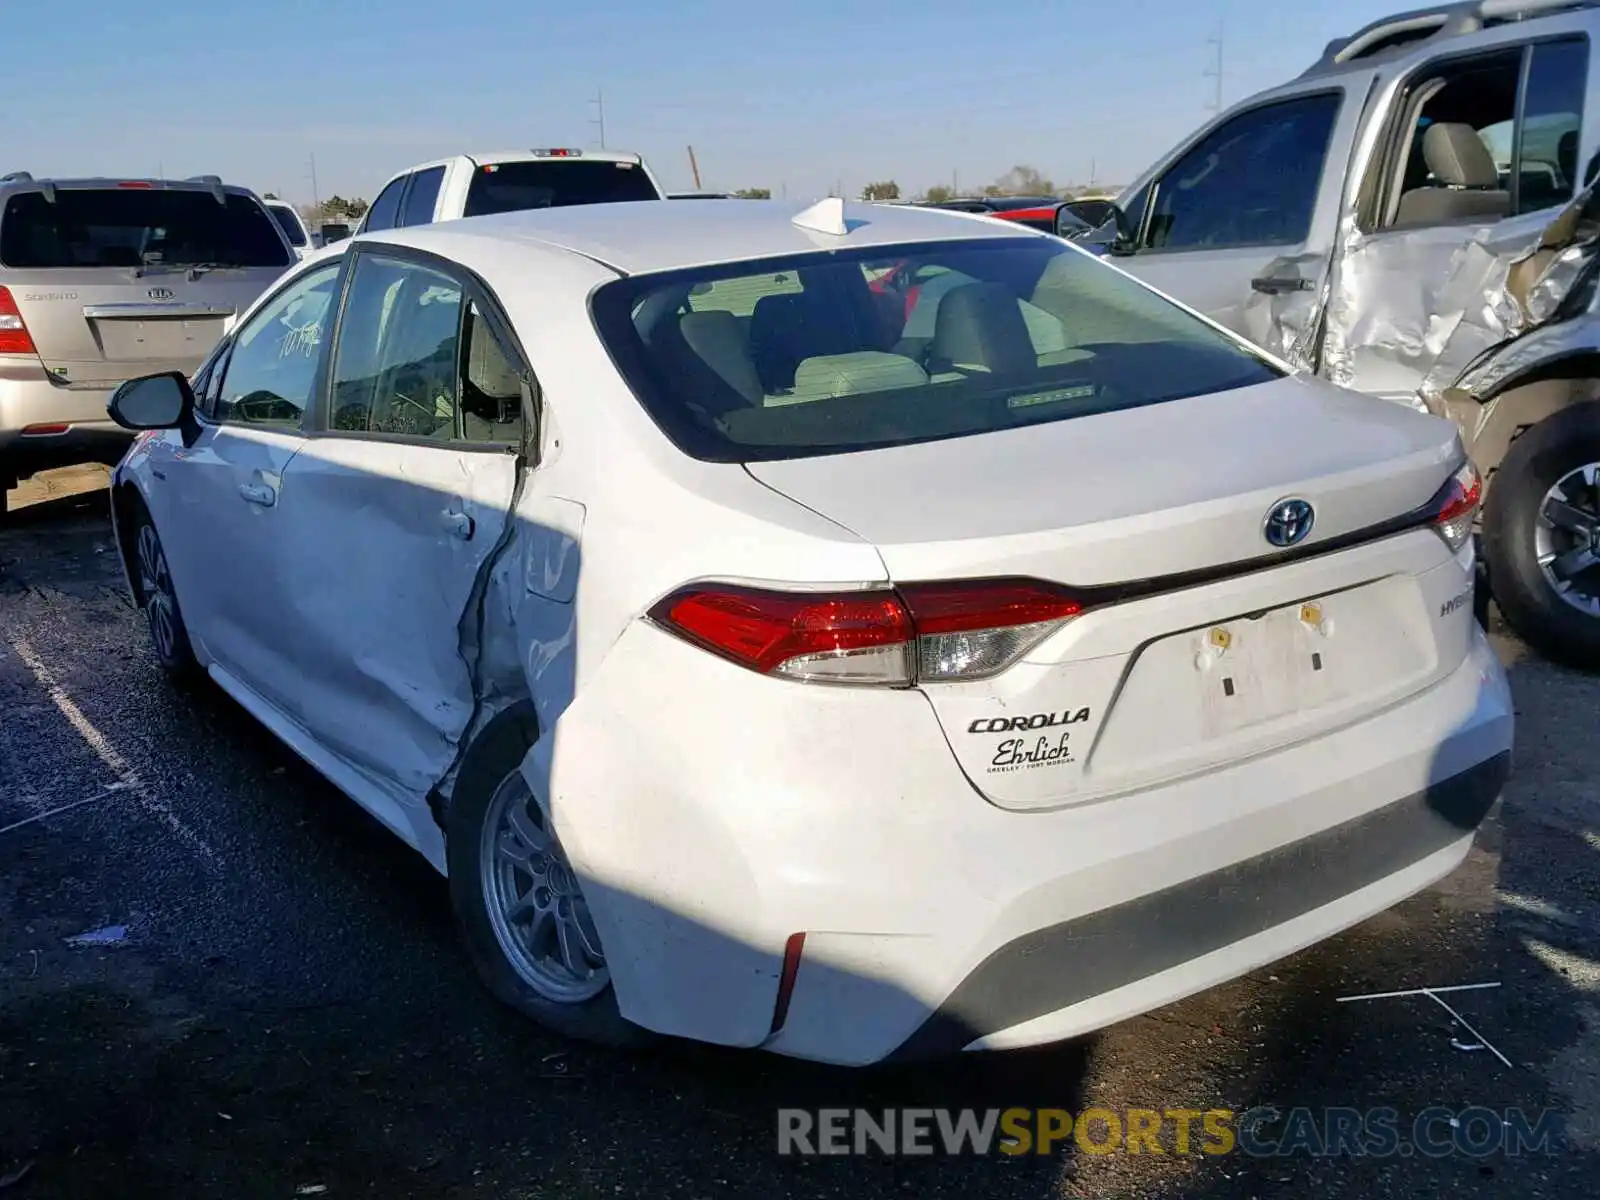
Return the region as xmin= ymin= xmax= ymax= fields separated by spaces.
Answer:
xmin=356 ymin=149 xmax=666 ymax=235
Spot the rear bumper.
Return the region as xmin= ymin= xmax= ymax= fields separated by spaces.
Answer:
xmin=530 ymin=618 xmax=1513 ymax=1066
xmin=887 ymin=748 xmax=1508 ymax=1061
xmin=0 ymin=362 xmax=130 ymax=479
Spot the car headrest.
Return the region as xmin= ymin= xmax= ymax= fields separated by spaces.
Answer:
xmin=773 ymin=351 xmax=929 ymax=406
xmin=930 ymin=281 xmax=1038 ymax=374
xmin=1423 ymin=123 xmax=1499 ymax=189
xmin=679 ymin=310 xmax=762 ymax=404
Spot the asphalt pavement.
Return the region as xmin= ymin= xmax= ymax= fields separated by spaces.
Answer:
xmin=2 ymin=467 xmax=1599 ymax=1199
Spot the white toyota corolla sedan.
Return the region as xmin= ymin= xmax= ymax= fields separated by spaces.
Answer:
xmin=104 ymin=197 xmax=1513 ymax=1066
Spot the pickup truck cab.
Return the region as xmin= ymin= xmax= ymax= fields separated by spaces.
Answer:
xmin=357 ymin=149 xmax=665 ymax=235
xmin=1103 ymin=0 xmax=1600 ymax=669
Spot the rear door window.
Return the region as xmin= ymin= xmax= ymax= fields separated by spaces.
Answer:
xmin=400 ymin=166 xmax=445 ymax=227
xmin=363 ymin=177 xmax=407 ymax=233
xmin=267 ymin=204 xmax=306 ymax=247
xmin=0 ymin=188 xmax=292 ymax=269
xmin=462 ymin=160 xmax=660 ymax=217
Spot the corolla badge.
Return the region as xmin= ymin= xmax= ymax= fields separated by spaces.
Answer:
xmin=147 ymin=287 xmax=175 ymax=301
xmin=1263 ymin=498 xmax=1315 ymax=548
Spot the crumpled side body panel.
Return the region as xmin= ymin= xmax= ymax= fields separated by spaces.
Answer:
xmin=1239 ymin=181 xmax=1600 ymax=405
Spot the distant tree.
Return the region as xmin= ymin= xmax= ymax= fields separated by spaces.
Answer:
xmin=734 ymin=187 xmax=772 ymax=199
xmin=922 ymin=184 xmax=955 ymax=204
xmin=262 ymin=192 xmax=279 ymax=200
xmin=861 ymin=180 xmax=900 ymax=201
xmin=315 ymin=195 xmax=369 ymax=220
xmin=990 ymin=164 xmax=1054 ymax=196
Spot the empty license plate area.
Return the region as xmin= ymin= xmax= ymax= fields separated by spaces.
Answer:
xmin=1084 ymin=575 xmax=1437 ymax=787
xmin=89 ymin=315 xmax=228 ymax=361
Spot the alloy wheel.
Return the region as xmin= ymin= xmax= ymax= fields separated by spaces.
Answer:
xmin=479 ymin=767 xmax=609 ymax=1004
xmin=1534 ymin=462 xmax=1600 ymax=618
xmin=136 ymin=523 xmax=179 ymax=661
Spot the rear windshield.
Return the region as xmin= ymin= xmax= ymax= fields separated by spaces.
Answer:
xmin=591 ymin=237 xmax=1281 ymax=463
xmin=267 ymin=203 xmax=307 ymax=246
xmin=0 ymin=189 xmax=292 ymax=269
xmin=462 ymin=160 xmax=661 ymax=217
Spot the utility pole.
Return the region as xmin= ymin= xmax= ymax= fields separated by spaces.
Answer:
xmin=952 ymin=168 xmax=959 ymax=196
xmin=590 ymin=88 xmax=607 ymax=149
xmin=307 ymin=152 xmax=320 ymax=211
xmin=1089 ymin=158 xmax=1097 ymax=189
xmin=1204 ymin=21 xmax=1225 ymax=114
xmin=687 ymin=145 xmax=702 ymax=190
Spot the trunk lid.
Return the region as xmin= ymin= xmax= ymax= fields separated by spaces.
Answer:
xmin=744 ymin=375 xmax=1475 ymax=810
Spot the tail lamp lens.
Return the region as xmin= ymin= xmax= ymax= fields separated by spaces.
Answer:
xmin=1429 ymin=460 xmax=1483 ymax=554
xmin=649 ymin=578 xmax=1084 ymax=686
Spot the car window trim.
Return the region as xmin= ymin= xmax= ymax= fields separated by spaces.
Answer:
xmin=306 ymin=239 xmax=538 ymax=457
xmin=202 ymin=255 xmax=350 ymax=434
xmin=1133 ymin=87 xmax=1347 ymax=258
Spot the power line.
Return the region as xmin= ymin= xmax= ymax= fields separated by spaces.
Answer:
xmin=590 ymin=88 xmax=607 ymax=149
xmin=1204 ymin=21 xmax=1225 ymax=114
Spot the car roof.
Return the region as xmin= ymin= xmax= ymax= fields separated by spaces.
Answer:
xmin=361 ymin=198 xmax=1039 ymax=277
xmin=0 ymin=176 xmax=257 ymax=196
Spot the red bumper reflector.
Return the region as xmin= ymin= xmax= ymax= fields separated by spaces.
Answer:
xmin=770 ymin=932 xmax=807 ymax=1034
xmin=21 ymin=423 xmax=70 ymax=436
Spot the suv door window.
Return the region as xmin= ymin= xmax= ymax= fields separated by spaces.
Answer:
xmin=1142 ymin=92 xmax=1342 ymax=252
xmin=1381 ymin=38 xmax=1588 ymax=227
xmin=363 ymin=177 xmax=407 ymax=233
xmin=1514 ymin=38 xmax=1589 ymax=213
xmin=400 ymin=166 xmax=445 ymax=227
xmin=213 ymin=262 xmax=341 ymax=427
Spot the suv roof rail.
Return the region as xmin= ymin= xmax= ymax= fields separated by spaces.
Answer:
xmin=1 ymin=171 xmax=33 ymax=183
xmin=1304 ymin=0 xmax=1599 ymax=75
xmin=184 ymin=174 xmax=223 ymax=184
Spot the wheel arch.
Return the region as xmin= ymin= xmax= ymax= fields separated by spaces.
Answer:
xmin=430 ymin=697 xmax=541 ymax=836
xmin=1453 ymin=352 xmax=1600 ymax=488
xmin=110 ymin=478 xmax=149 ymax=605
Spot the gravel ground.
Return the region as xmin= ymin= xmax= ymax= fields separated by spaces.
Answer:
xmin=2 ymin=466 xmax=1598 ymax=1199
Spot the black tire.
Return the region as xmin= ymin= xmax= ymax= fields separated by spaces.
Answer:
xmin=1482 ymin=400 xmax=1600 ymax=670
xmin=446 ymin=705 xmax=650 ymax=1048
xmin=128 ymin=495 xmax=200 ymax=679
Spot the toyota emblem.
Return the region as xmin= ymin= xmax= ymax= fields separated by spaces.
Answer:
xmin=1263 ymin=498 xmax=1315 ymax=548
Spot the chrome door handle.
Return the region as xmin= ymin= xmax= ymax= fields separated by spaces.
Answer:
xmin=238 ymin=481 xmax=276 ymax=507
xmin=441 ymin=508 xmax=474 ymax=540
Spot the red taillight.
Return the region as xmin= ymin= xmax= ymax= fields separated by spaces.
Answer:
xmin=650 ymin=585 xmax=915 ymax=684
xmin=0 ymin=286 xmax=36 ymax=355
xmin=900 ymin=578 xmax=1084 ymax=681
xmin=21 ymin=423 xmax=69 ymax=436
xmin=649 ymin=577 xmax=1084 ymax=686
xmin=117 ymin=180 xmax=155 ymax=189
xmin=1429 ymin=460 xmax=1483 ymax=553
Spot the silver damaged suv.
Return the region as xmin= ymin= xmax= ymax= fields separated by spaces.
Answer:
xmin=1095 ymin=0 xmax=1600 ymax=669
xmin=0 ymin=173 xmax=295 ymax=514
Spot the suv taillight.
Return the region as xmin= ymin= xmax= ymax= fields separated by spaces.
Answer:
xmin=0 ymin=287 xmax=36 ymax=356
xmin=648 ymin=578 xmax=1084 ymax=686
xmin=1427 ymin=460 xmax=1483 ymax=553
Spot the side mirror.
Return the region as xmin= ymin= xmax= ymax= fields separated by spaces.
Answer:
xmin=108 ymin=371 xmax=195 ymax=432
